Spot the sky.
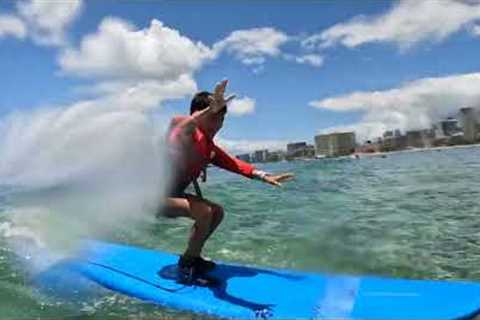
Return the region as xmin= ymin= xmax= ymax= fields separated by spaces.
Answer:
xmin=1 ymin=0 xmax=480 ymax=154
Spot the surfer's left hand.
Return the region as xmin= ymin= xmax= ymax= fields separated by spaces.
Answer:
xmin=209 ymin=79 xmax=235 ymax=114
xmin=263 ymin=173 xmax=294 ymax=187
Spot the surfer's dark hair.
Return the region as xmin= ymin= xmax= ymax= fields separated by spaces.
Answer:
xmin=190 ymin=91 xmax=227 ymax=115
xmin=190 ymin=91 xmax=212 ymax=115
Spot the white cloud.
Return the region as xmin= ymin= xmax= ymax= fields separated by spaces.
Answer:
xmin=59 ymin=18 xmax=213 ymax=81
xmin=303 ymin=0 xmax=480 ymax=50
xmin=58 ymin=17 xmax=214 ymax=115
xmin=228 ymin=96 xmax=255 ymax=116
xmin=216 ymin=137 xmax=288 ymax=155
xmin=213 ymin=27 xmax=289 ymax=65
xmin=60 ymin=20 xmax=313 ymax=78
xmin=89 ymin=76 xmax=197 ymax=112
xmin=285 ymin=54 xmax=324 ymax=67
xmin=0 ymin=14 xmax=26 ymax=39
xmin=16 ymin=0 xmax=83 ymax=46
xmin=214 ymin=28 xmax=325 ymax=70
xmin=310 ymin=72 xmax=480 ymax=141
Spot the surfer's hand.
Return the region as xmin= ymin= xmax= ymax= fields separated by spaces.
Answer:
xmin=208 ymin=79 xmax=235 ymax=114
xmin=263 ymin=173 xmax=294 ymax=187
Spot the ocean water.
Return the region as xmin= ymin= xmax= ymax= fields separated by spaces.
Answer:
xmin=1 ymin=146 xmax=480 ymax=319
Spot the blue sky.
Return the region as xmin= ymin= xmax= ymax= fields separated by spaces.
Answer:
xmin=1 ymin=0 xmax=480 ymax=153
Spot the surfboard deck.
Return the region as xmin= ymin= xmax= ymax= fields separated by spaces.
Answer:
xmin=36 ymin=240 xmax=480 ymax=319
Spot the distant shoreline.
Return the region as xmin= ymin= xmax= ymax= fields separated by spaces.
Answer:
xmin=249 ymin=143 xmax=480 ymax=164
xmin=356 ymin=142 xmax=480 ymax=158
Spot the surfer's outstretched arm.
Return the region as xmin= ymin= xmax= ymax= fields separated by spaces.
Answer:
xmin=256 ymin=171 xmax=294 ymax=187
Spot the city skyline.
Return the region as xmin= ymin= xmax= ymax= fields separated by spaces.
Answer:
xmin=241 ymin=105 xmax=480 ymax=162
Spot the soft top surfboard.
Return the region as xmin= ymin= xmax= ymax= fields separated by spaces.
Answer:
xmin=36 ymin=240 xmax=480 ymax=319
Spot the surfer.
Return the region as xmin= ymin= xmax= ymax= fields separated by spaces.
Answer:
xmin=161 ymin=79 xmax=293 ymax=276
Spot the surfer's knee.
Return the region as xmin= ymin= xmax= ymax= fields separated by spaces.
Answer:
xmin=192 ymin=200 xmax=215 ymax=224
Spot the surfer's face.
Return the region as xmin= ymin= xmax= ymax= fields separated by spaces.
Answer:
xmin=205 ymin=111 xmax=225 ymax=136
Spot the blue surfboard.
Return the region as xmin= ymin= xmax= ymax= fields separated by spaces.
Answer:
xmin=36 ymin=240 xmax=480 ymax=319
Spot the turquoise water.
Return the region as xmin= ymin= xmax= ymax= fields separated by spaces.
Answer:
xmin=1 ymin=146 xmax=480 ymax=319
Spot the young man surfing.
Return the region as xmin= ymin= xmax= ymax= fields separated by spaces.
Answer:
xmin=162 ymin=79 xmax=293 ymax=276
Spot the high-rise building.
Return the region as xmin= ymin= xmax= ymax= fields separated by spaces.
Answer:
xmin=286 ymin=142 xmax=307 ymax=159
xmin=405 ymin=129 xmax=435 ymax=148
xmin=314 ymin=135 xmax=331 ymax=156
xmin=305 ymin=145 xmax=315 ymax=158
xmin=235 ymin=153 xmax=251 ymax=162
xmin=406 ymin=130 xmax=426 ymax=148
xmin=381 ymin=130 xmax=408 ymax=152
xmin=286 ymin=142 xmax=315 ymax=159
xmin=460 ymin=107 xmax=479 ymax=143
xmin=253 ymin=149 xmax=269 ymax=163
xmin=314 ymin=132 xmax=356 ymax=157
xmin=266 ymin=150 xmax=286 ymax=162
xmin=383 ymin=131 xmax=393 ymax=138
xmin=381 ymin=135 xmax=407 ymax=152
xmin=287 ymin=142 xmax=307 ymax=154
xmin=439 ymin=117 xmax=461 ymax=137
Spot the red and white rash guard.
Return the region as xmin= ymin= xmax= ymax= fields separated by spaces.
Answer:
xmin=167 ymin=116 xmax=255 ymax=193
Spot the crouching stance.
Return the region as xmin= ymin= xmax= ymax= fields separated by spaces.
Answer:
xmin=161 ymin=80 xmax=293 ymax=276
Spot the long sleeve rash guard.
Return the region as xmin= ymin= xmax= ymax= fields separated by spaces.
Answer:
xmin=167 ymin=115 xmax=255 ymax=192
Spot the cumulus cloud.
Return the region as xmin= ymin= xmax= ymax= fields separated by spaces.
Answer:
xmin=228 ymin=96 xmax=255 ymax=116
xmin=216 ymin=137 xmax=288 ymax=155
xmin=0 ymin=14 xmax=27 ymax=39
xmin=213 ymin=28 xmax=327 ymax=69
xmin=213 ymin=27 xmax=289 ymax=65
xmin=303 ymin=0 xmax=480 ymax=50
xmin=59 ymin=18 xmax=213 ymax=81
xmin=58 ymin=17 xmax=213 ymax=112
xmin=310 ymin=72 xmax=480 ymax=141
xmin=57 ymin=16 xmax=317 ymax=78
xmin=93 ymin=75 xmax=197 ymax=112
xmin=16 ymin=0 xmax=83 ymax=46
